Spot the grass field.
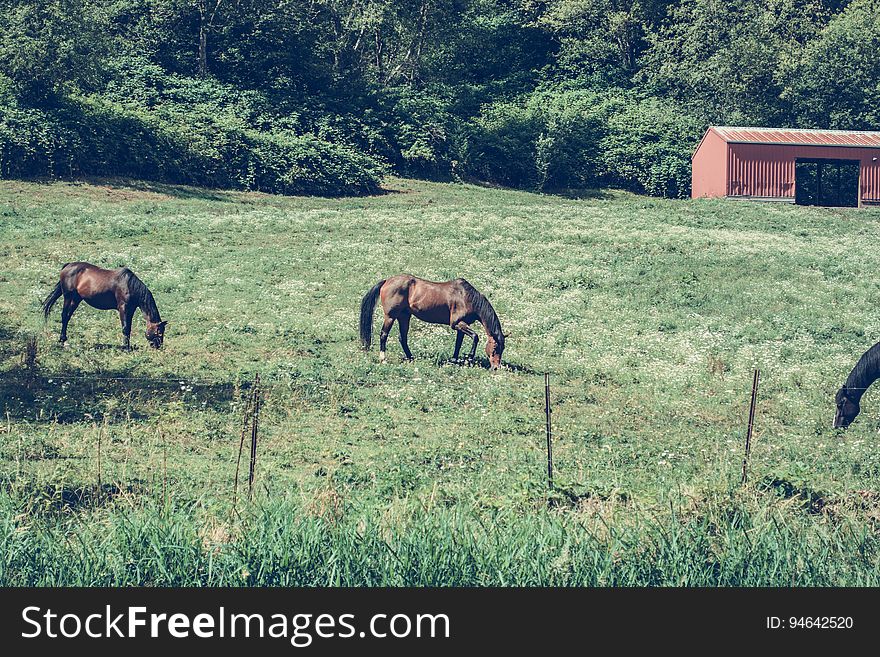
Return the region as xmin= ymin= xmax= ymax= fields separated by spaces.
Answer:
xmin=3 ymin=177 xmax=880 ymax=585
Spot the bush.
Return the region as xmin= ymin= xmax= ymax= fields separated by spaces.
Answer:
xmin=531 ymin=89 xmax=606 ymax=190
xmin=457 ymin=86 xmax=701 ymax=197
xmin=377 ymin=86 xmax=458 ymax=179
xmin=599 ymin=94 xmax=703 ymax=199
xmin=0 ymin=65 xmax=386 ymax=197
xmin=247 ymin=130 xmax=385 ymax=196
xmin=0 ymin=50 xmax=699 ymax=200
xmin=459 ymin=89 xmax=607 ymax=191
xmin=459 ymin=101 xmax=542 ymax=187
xmin=0 ymin=99 xmax=84 ymax=179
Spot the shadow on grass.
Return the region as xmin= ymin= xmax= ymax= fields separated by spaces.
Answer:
xmin=759 ymin=476 xmax=829 ymax=515
xmin=0 ymin=363 xmax=239 ymax=423
xmin=8 ymin=175 xmax=398 ymax=202
xmin=1 ymin=314 xmax=238 ymax=421
xmin=438 ymin=357 xmax=544 ymax=376
xmin=0 ymin=323 xmax=20 ymax=362
xmin=454 ymin=176 xmax=614 ymax=201
xmin=5 ymin=175 xmax=258 ymax=203
xmin=500 ymin=360 xmax=544 ymax=376
xmin=9 ymin=480 xmax=150 ymax=515
xmin=548 ymin=486 xmax=629 ymax=509
xmin=549 ymin=187 xmax=614 ymax=201
xmin=91 ymin=342 xmax=158 ymax=351
xmin=77 ymin=177 xmax=243 ymax=202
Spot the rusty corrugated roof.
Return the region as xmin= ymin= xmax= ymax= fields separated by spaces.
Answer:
xmin=712 ymin=126 xmax=880 ymax=148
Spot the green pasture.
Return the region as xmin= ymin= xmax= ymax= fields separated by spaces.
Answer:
xmin=2 ymin=177 xmax=880 ymax=585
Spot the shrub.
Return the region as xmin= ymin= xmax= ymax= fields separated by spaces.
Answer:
xmin=459 ymin=101 xmax=542 ymax=187
xmin=0 ymin=93 xmax=385 ymax=196
xmin=459 ymin=89 xmax=607 ymax=191
xmin=378 ymin=87 xmax=457 ymax=179
xmin=0 ymin=102 xmax=80 ymax=179
xmin=599 ymin=94 xmax=703 ymax=199
xmin=457 ymin=86 xmax=701 ymax=197
xmin=530 ymin=89 xmax=607 ymax=190
xmin=247 ymin=130 xmax=385 ymax=197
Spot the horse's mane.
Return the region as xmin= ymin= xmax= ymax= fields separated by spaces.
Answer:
xmin=844 ymin=340 xmax=880 ymax=401
xmin=122 ymin=269 xmax=161 ymax=322
xmin=461 ymin=279 xmax=504 ymax=348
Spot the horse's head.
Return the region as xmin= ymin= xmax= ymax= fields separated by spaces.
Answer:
xmin=486 ymin=333 xmax=505 ymax=371
xmin=146 ymin=320 xmax=168 ymax=349
xmin=834 ymin=386 xmax=860 ymax=429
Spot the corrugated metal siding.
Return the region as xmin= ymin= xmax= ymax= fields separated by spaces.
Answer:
xmin=713 ymin=126 xmax=880 ymax=148
xmin=726 ymin=143 xmax=880 ymax=202
xmin=727 ymin=145 xmax=794 ymax=197
xmin=863 ymin=158 xmax=880 ymax=202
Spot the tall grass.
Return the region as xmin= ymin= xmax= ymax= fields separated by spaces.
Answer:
xmin=1 ymin=488 xmax=878 ymax=586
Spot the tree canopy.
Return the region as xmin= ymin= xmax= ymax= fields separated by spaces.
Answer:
xmin=0 ymin=0 xmax=874 ymax=197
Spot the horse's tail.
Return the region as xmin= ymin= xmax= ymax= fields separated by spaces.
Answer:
xmin=41 ymin=280 xmax=64 ymax=320
xmin=359 ymin=279 xmax=385 ymax=349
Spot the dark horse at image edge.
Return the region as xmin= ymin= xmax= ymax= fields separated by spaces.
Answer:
xmin=42 ymin=262 xmax=167 ymax=350
xmin=360 ymin=275 xmax=505 ymax=370
xmin=834 ymin=340 xmax=880 ymax=428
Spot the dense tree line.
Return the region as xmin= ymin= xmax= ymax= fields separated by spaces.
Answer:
xmin=1 ymin=0 xmax=877 ymax=197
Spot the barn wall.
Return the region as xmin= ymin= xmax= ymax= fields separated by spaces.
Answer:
xmin=691 ymin=129 xmax=728 ymax=198
xmin=727 ymin=143 xmax=880 ymax=202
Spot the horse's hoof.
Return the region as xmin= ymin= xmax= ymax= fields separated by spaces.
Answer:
xmin=379 ymin=351 xmax=386 ymax=363
xmin=61 ymin=341 xmax=69 ymax=349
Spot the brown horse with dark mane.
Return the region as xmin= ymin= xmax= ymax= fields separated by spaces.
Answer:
xmin=360 ymin=275 xmax=505 ymax=370
xmin=42 ymin=262 xmax=167 ymax=350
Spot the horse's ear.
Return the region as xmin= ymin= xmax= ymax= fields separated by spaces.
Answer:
xmin=159 ymin=320 xmax=168 ymax=328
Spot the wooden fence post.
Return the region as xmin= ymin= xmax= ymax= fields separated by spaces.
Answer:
xmin=741 ymin=369 xmax=760 ymax=485
xmin=545 ymin=373 xmax=553 ymax=490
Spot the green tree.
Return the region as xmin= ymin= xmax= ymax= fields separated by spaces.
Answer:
xmin=640 ymin=0 xmax=831 ymax=124
xmin=534 ymin=0 xmax=671 ymax=86
xmin=782 ymin=0 xmax=880 ymax=129
xmin=0 ymin=0 xmax=107 ymax=102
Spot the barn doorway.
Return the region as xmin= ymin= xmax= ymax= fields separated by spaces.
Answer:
xmin=795 ymin=158 xmax=860 ymax=207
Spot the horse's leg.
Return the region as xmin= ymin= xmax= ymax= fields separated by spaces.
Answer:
xmin=467 ymin=330 xmax=479 ymax=363
xmin=398 ymin=314 xmax=413 ymax=361
xmin=452 ymin=321 xmax=479 ymax=364
xmin=379 ymin=316 xmax=395 ymax=363
xmin=118 ymin=302 xmax=136 ymax=351
xmin=59 ymin=295 xmax=81 ymax=345
xmin=452 ymin=331 xmax=465 ymax=363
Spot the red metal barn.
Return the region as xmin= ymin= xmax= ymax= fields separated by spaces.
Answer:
xmin=691 ymin=127 xmax=880 ymax=207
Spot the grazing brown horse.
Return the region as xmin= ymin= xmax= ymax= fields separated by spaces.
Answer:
xmin=42 ymin=262 xmax=167 ymax=350
xmin=360 ymin=275 xmax=505 ymax=369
